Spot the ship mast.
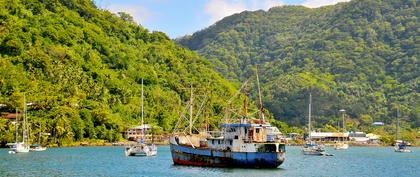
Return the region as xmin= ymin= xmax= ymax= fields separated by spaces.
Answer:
xmin=141 ymin=79 xmax=144 ymax=140
xmin=23 ymin=94 xmax=27 ymax=144
xmin=308 ymin=93 xmax=312 ymax=142
xmin=256 ymin=66 xmax=264 ymax=123
xmin=396 ymin=109 xmax=399 ymax=141
xmin=15 ymin=108 xmax=18 ymax=143
xmin=189 ymin=85 xmax=193 ymax=135
xmin=38 ymin=123 xmax=42 ymax=145
xmin=243 ymin=83 xmax=248 ymax=123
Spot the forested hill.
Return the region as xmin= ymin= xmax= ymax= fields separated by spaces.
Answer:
xmin=0 ymin=0 xmax=239 ymax=146
xmin=178 ymin=0 xmax=419 ymax=128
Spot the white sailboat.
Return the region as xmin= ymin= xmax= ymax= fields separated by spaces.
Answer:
xmin=30 ymin=123 xmax=47 ymax=152
xmin=9 ymin=95 xmax=30 ymax=154
xmin=394 ymin=109 xmax=411 ymax=153
xmin=125 ymin=79 xmax=157 ymax=156
xmin=335 ymin=109 xmax=349 ymax=150
xmin=302 ymin=93 xmax=330 ymax=156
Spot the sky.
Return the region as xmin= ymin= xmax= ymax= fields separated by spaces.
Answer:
xmin=95 ymin=0 xmax=350 ymax=38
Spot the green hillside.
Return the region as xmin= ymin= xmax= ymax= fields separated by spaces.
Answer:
xmin=178 ymin=0 xmax=419 ymax=130
xmin=0 ymin=0 xmax=240 ymax=146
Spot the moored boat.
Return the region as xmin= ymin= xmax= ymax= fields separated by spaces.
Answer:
xmin=302 ymin=141 xmax=325 ymax=155
xmin=302 ymin=93 xmax=332 ymax=156
xmin=30 ymin=123 xmax=47 ymax=152
xmin=170 ymin=123 xmax=286 ymax=168
xmin=394 ymin=109 xmax=411 ymax=153
xmin=334 ymin=142 xmax=349 ymax=150
xmin=9 ymin=95 xmax=30 ymax=154
xmin=124 ymin=79 xmax=157 ymax=157
xmin=170 ymin=70 xmax=286 ymax=168
xmin=394 ymin=141 xmax=411 ymax=153
xmin=30 ymin=144 xmax=47 ymax=152
xmin=125 ymin=141 xmax=157 ymax=156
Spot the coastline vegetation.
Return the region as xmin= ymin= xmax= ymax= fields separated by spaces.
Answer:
xmin=0 ymin=0 xmax=418 ymax=147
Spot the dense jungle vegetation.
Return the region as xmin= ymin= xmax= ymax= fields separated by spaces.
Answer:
xmin=0 ymin=0 xmax=246 ymax=146
xmin=178 ymin=0 xmax=419 ymax=142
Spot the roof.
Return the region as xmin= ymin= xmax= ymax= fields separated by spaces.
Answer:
xmin=131 ymin=124 xmax=151 ymax=130
xmin=1 ymin=113 xmax=17 ymax=119
xmin=310 ymin=132 xmax=349 ymax=138
xmin=372 ymin=122 xmax=385 ymax=126
xmin=221 ymin=123 xmax=252 ymax=127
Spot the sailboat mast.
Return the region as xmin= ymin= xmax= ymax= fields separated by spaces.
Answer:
xmin=243 ymin=83 xmax=248 ymax=123
xmin=256 ymin=66 xmax=264 ymax=122
xmin=308 ymin=93 xmax=312 ymax=141
xmin=39 ymin=123 xmax=42 ymax=144
xmin=396 ymin=109 xmax=399 ymax=141
xmin=342 ymin=110 xmax=345 ymax=132
xmin=189 ymin=85 xmax=193 ymax=135
xmin=15 ymin=108 xmax=18 ymax=143
xmin=23 ymin=94 xmax=26 ymax=144
xmin=141 ymin=79 xmax=144 ymax=140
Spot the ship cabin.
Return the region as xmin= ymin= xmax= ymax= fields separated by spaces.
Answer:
xmin=207 ymin=123 xmax=285 ymax=153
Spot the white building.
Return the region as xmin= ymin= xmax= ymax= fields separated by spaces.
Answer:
xmin=125 ymin=124 xmax=152 ymax=141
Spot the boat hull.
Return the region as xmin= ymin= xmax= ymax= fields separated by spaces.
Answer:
xmin=334 ymin=143 xmax=349 ymax=150
xmin=11 ymin=143 xmax=30 ymax=153
xmin=125 ymin=144 xmax=157 ymax=156
xmin=170 ymin=144 xmax=285 ymax=168
xmin=302 ymin=150 xmax=324 ymax=156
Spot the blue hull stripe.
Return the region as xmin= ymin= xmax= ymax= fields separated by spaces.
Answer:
xmin=171 ymin=144 xmax=285 ymax=168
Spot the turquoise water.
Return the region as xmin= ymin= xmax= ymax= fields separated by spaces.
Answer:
xmin=0 ymin=146 xmax=419 ymax=177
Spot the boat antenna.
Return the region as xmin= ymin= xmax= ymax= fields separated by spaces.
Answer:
xmin=308 ymin=93 xmax=312 ymax=142
xmin=256 ymin=66 xmax=264 ymax=123
xmin=189 ymin=84 xmax=193 ymax=135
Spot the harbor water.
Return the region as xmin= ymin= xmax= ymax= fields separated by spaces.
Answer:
xmin=1 ymin=146 xmax=419 ymax=177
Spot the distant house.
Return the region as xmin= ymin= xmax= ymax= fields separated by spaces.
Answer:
xmin=372 ymin=122 xmax=385 ymax=126
xmin=125 ymin=124 xmax=152 ymax=141
xmin=0 ymin=112 xmax=17 ymax=120
xmin=309 ymin=132 xmax=350 ymax=141
xmin=366 ymin=133 xmax=381 ymax=144
xmin=349 ymin=132 xmax=369 ymax=143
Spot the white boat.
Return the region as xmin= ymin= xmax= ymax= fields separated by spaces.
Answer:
xmin=30 ymin=144 xmax=47 ymax=152
xmin=302 ymin=141 xmax=326 ymax=155
xmin=334 ymin=142 xmax=349 ymax=150
xmin=302 ymin=93 xmax=332 ymax=156
xmin=125 ymin=142 xmax=157 ymax=156
xmin=11 ymin=142 xmax=30 ymax=153
xmin=124 ymin=79 xmax=157 ymax=156
xmin=394 ymin=141 xmax=411 ymax=153
xmin=8 ymin=96 xmax=30 ymax=153
xmin=30 ymin=123 xmax=47 ymax=152
xmin=394 ymin=109 xmax=411 ymax=153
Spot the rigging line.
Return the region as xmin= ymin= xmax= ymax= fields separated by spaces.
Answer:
xmin=172 ymin=102 xmax=191 ymax=134
xmin=191 ymin=95 xmax=208 ymax=130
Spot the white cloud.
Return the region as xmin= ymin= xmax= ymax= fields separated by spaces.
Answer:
xmin=302 ymin=0 xmax=350 ymax=8
xmin=204 ymin=0 xmax=283 ymax=24
xmin=104 ymin=4 xmax=154 ymax=24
